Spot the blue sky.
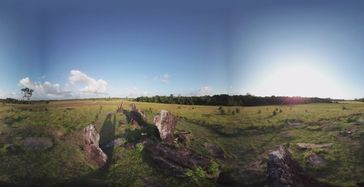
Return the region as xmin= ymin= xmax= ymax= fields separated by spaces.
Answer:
xmin=1 ymin=0 xmax=364 ymax=99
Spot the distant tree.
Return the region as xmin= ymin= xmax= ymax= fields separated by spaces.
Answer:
xmin=21 ymin=87 xmax=34 ymax=101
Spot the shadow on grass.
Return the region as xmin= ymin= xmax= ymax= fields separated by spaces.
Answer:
xmin=184 ymin=118 xmax=284 ymax=138
xmin=99 ymin=113 xmax=116 ymax=168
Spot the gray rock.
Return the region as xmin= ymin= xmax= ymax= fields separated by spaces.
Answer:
xmin=264 ymin=146 xmax=331 ymax=187
xmin=296 ymin=143 xmax=332 ymax=150
xmin=21 ymin=137 xmax=53 ymax=150
xmin=307 ymin=153 xmax=327 ymax=167
xmin=143 ymin=139 xmax=218 ymax=178
xmin=154 ymin=110 xmax=177 ymax=144
xmin=83 ymin=124 xmax=107 ymax=168
xmin=102 ymin=138 xmax=126 ymax=149
xmin=204 ymin=143 xmax=225 ymax=159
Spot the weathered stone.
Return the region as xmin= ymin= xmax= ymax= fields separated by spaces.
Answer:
xmin=21 ymin=137 xmax=53 ymax=150
xmin=143 ymin=139 xmax=217 ymax=178
xmin=83 ymin=124 xmax=107 ymax=168
xmin=175 ymin=131 xmax=192 ymax=145
xmin=296 ymin=143 xmax=332 ymax=150
xmin=264 ymin=146 xmax=331 ymax=187
xmin=204 ymin=143 xmax=225 ymax=159
xmin=307 ymin=153 xmax=326 ymax=167
xmin=153 ymin=110 xmax=177 ymax=144
xmin=102 ymin=138 xmax=126 ymax=149
xmin=117 ymin=102 xmax=124 ymax=112
xmin=130 ymin=103 xmax=137 ymax=112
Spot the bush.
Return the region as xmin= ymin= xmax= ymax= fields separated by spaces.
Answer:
xmin=219 ymin=108 xmax=225 ymax=115
xmin=208 ymin=161 xmax=219 ymax=176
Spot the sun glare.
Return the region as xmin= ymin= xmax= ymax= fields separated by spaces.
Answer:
xmin=251 ymin=65 xmax=345 ymax=98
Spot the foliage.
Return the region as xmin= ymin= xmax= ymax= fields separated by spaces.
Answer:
xmin=135 ymin=94 xmax=333 ymax=106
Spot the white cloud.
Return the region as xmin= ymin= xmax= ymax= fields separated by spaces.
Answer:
xmin=154 ymin=73 xmax=170 ymax=84
xmin=69 ymin=70 xmax=108 ymax=94
xmin=19 ymin=77 xmax=72 ymax=99
xmin=17 ymin=70 xmax=108 ymax=99
xmin=0 ymin=91 xmax=18 ymax=99
xmin=191 ymin=86 xmax=214 ymax=96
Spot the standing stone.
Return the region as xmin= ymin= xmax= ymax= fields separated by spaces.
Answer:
xmin=83 ymin=124 xmax=107 ymax=168
xmin=130 ymin=103 xmax=137 ymax=112
xmin=153 ymin=110 xmax=177 ymax=144
xmin=264 ymin=146 xmax=331 ymax=187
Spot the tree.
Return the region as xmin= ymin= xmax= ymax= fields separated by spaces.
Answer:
xmin=21 ymin=87 xmax=34 ymax=101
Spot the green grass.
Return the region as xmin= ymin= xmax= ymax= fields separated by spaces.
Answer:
xmin=1 ymin=100 xmax=364 ymax=186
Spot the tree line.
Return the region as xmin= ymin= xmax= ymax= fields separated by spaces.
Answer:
xmin=134 ymin=94 xmax=333 ymax=106
xmin=355 ymin=98 xmax=364 ymax=102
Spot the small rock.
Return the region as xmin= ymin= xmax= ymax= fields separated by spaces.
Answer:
xmin=4 ymin=144 xmax=19 ymax=153
xmin=296 ymin=143 xmax=332 ymax=150
xmin=21 ymin=137 xmax=53 ymax=150
xmin=204 ymin=143 xmax=225 ymax=159
xmin=175 ymin=131 xmax=192 ymax=145
xmin=102 ymin=138 xmax=126 ymax=149
xmin=307 ymin=153 xmax=326 ymax=167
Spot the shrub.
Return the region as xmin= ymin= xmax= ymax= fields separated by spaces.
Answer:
xmin=235 ymin=108 xmax=240 ymax=113
xmin=208 ymin=161 xmax=219 ymax=176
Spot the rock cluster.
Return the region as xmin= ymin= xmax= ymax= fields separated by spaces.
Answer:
xmin=153 ymin=110 xmax=177 ymax=144
xmin=143 ymin=139 xmax=218 ymax=178
xmin=83 ymin=124 xmax=107 ymax=168
xmin=264 ymin=146 xmax=331 ymax=187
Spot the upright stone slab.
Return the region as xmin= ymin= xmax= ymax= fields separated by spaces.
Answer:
xmin=83 ymin=124 xmax=107 ymax=168
xmin=153 ymin=110 xmax=177 ymax=144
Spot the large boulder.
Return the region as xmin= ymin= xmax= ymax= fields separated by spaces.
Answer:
xmin=153 ymin=110 xmax=177 ymax=144
xmin=83 ymin=124 xmax=107 ymax=168
xmin=264 ymin=146 xmax=331 ymax=187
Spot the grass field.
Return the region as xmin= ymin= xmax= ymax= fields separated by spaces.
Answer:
xmin=1 ymin=99 xmax=364 ymax=186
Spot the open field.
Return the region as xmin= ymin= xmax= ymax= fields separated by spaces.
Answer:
xmin=1 ymin=99 xmax=364 ymax=186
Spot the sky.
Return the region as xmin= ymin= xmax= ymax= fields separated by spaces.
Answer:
xmin=0 ymin=0 xmax=364 ymax=100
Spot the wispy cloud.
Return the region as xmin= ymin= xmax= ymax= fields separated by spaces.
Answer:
xmin=154 ymin=73 xmax=170 ymax=84
xmin=189 ymin=86 xmax=214 ymax=96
